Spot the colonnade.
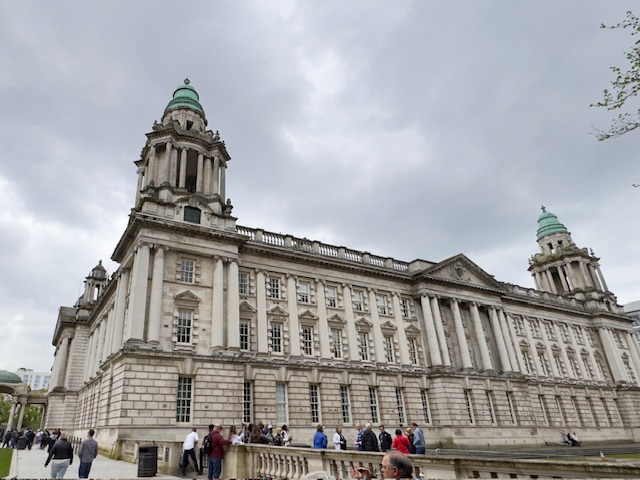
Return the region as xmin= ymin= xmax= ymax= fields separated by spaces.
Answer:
xmin=532 ymin=260 xmax=608 ymax=295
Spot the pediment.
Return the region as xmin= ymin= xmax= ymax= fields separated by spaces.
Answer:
xmin=419 ymin=254 xmax=502 ymax=290
xmin=519 ymin=339 xmax=530 ymax=348
xmin=298 ymin=309 xmax=319 ymax=320
xmin=405 ymin=324 xmax=421 ymax=336
xmin=327 ymin=314 xmax=346 ymax=325
xmin=267 ymin=305 xmax=288 ymax=317
xmin=355 ymin=317 xmax=373 ymax=329
xmin=174 ymin=290 xmax=201 ymax=304
xmin=239 ymin=300 xmax=257 ymax=313
xmin=380 ymin=321 xmax=397 ymax=331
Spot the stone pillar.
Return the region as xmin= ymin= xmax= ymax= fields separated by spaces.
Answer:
xmin=196 ymin=152 xmax=204 ymax=193
xmin=419 ymin=295 xmax=442 ymax=366
xmin=94 ymin=320 xmax=106 ymax=372
xmin=343 ymin=285 xmax=359 ymax=361
xmin=595 ymin=265 xmax=609 ymax=291
xmin=451 ymin=299 xmax=472 ymax=369
xmin=124 ymin=243 xmax=151 ymax=342
xmin=148 ymin=144 xmax=157 ymax=187
xmin=102 ymin=308 xmax=115 ymax=363
xmin=212 ymin=154 xmax=220 ymax=196
xmin=489 ymin=307 xmax=511 ymax=372
xmin=579 ymin=262 xmax=593 ymax=288
xmin=169 ymin=146 xmax=178 ymax=186
xmin=134 ymin=167 xmax=144 ymax=206
xmin=430 ymin=296 xmax=451 ymax=366
xmin=164 ymin=142 xmax=173 ymax=184
xmin=498 ymin=309 xmax=520 ymax=373
xmin=220 ymin=164 xmax=226 ymax=202
xmin=211 ymin=257 xmax=225 ymax=350
xmin=84 ymin=332 xmax=96 ymax=381
xmin=227 ymin=259 xmax=241 ymax=349
xmin=392 ymin=294 xmax=410 ymax=365
xmin=316 ymin=280 xmax=331 ymax=358
xmin=598 ymin=327 xmax=625 ymax=382
xmin=471 ymin=302 xmax=493 ymax=370
xmin=179 ymin=148 xmax=187 ymax=188
xmin=256 ymin=270 xmax=268 ymax=353
xmin=6 ymin=401 xmax=17 ymax=431
xmin=545 ymin=270 xmax=558 ymax=294
xmin=287 ymin=275 xmax=301 ymax=356
xmin=560 ymin=265 xmax=573 ymax=290
xmin=533 ymin=272 xmax=541 ymax=290
xmin=147 ymin=246 xmax=166 ymax=345
xmin=50 ymin=335 xmax=71 ymax=389
xmin=110 ymin=268 xmax=130 ymax=353
xmin=557 ymin=266 xmax=570 ymax=292
xmin=587 ymin=265 xmax=603 ymax=291
xmin=369 ymin=289 xmax=386 ymax=363
xmin=204 ymin=156 xmax=212 ymax=195
xmin=625 ymin=332 xmax=640 ymax=383
xmin=16 ymin=403 xmax=25 ymax=430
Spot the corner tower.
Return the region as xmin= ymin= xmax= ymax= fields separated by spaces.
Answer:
xmin=528 ymin=207 xmax=616 ymax=307
xmin=133 ymin=79 xmax=234 ymax=228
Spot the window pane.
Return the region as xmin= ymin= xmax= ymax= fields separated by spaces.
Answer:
xmin=176 ymin=377 xmax=192 ymax=422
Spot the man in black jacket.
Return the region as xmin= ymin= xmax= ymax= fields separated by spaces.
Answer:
xmin=378 ymin=425 xmax=392 ymax=451
xmin=361 ymin=423 xmax=379 ymax=452
xmin=45 ymin=433 xmax=73 ymax=479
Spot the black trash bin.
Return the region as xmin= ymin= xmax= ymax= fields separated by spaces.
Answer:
xmin=16 ymin=437 xmax=27 ymax=450
xmin=138 ymin=445 xmax=158 ymax=477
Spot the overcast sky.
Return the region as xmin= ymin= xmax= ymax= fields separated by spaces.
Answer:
xmin=0 ymin=1 xmax=638 ymax=375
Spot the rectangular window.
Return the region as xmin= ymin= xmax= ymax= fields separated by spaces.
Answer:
xmin=400 ymin=298 xmax=410 ymax=318
xmin=586 ymin=397 xmax=598 ymax=427
xmin=331 ymin=329 xmax=342 ymax=358
xmin=395 ymin=388 xmax=406 ymax=425
xmin=310 ymin=384 xmax=320 ymax=423
xmin=582 ymin=357 xmax=594 ymax=380
xmin=267 ymin=277 xmax=280 ymax=299
xmin=369 ymin=387 xmax=379 ymax=423
xmin=177 ymin=310 xmax=192 ymax=343
xmin=420 ymin=389 xmax=431 ymax=424
xmin=601 ymin=397 xmax=613 ymax=426
xmin=340 ymin=386 xmax=351 ymax=423
xmin=176 ymin=377 xmax=192 ymax=423
xmin=571 ymin=397 xmax=583 ymax=426
xmin=486 ymin=391 xmax=496 ymax=425
xmin=543 ymin=321 xmax=556 ymax=341
xmin=240 ymin=320 xmax=250 ymax=350
xmin=179 ymin=259 xmax=195 ymax=283
xmin=522 ymin=351 xmax=533 ymax=374
xmin=408 ymin=339 xmax=418 ymax=364
xmin=553 ymin=356 xmax=565 ymax=377
xmin=377 ymin=295 xmax=388 ymax=315
xmin=384 ymin=335 xmax=395 ymax=363
xmin=271 ymin=323 xmax=282 ymax=353
xmin=302 ymin=326 xmax=314 ymax=356
xmin=326 ymin=286 xmax=337 ymax=308
xmin=352 ymin=290 xmax=364 ymax=311
xmin=538 ymin=395 xmax=549 ymax=426
xmin=464 ymin=390 xmax=475 ymax=424
xmin=537 ymin=352 xmax=549 ymax=376
xmin=298 ymin=282 xmax=310 ymax=303
xmin=555 ymin=395 xmax=566 ymax=425
xmin=239 ymin=272 xmax=249 ymax=295
xmin=276 ymin=383 xmax=288 ymax=425
xmin=529 ymin=319 xmax=541 ymax=337
xmin=243 ymin=382 xmax=252 ymax=423
xmin=560 ymin=324 xmax=570 ymax=343
xmin=568 ymin=356 xmax=580 ymax=378
xmin=506 ymin=391 xmax=517 ymax=425
xmin=359 ymin=332 xmax=369 ymax=361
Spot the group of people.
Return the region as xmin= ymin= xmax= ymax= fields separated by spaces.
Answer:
xmin=42 ymin=429 xmax=99 ymax=479
xmin=311 ymin=422 xmax=425 ymax=455
xmin=562 ymin=430 xmax=582 ymax=447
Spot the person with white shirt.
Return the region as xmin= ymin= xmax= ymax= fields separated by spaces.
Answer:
xmin=332 ymin=426 xmax=346 ymax=450
xmin=181 ymin=427 xmax=199 ymax=476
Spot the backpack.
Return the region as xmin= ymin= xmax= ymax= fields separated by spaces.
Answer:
xmin=202 ymin=434 xmax=212 ymax=454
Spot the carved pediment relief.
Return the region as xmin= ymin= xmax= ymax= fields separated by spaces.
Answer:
xmin=327 ymin=313 xmax=346 ymax=326
xmin=566 ymin=346 xmax=576 ymax=354
xmin=380 ymin=320 xmax=397 ymax=332
xmin=355 ymin=317 xmax=373 ymax=330
xmin=298 ymin=309 xmax=319 ymax=320
xmin=405 ymin=324 xmax=421 ymax=337
xmin=267 ymin=305 xmax=288 ymax=317
xmin=239 ymin=300 xmax=257 ymax=313
xmin=550 ymin=344 xmax=561 ymax=353
xmin=519 ymin=339 xmax=530 ymax=348
xmin=174 ymin=290 xmax=201 ymax=307
xmin=419 ymin=254 xmax=502 ymax=290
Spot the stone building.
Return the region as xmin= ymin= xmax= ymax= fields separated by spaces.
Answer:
xmin=46 ymin=80 xmax=640 ymax=454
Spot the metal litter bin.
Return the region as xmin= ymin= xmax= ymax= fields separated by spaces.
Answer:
xmin=16 ymin=437 xmax=27 ymax=450
xmin=137 ymin=445 xmax=158 ymax=477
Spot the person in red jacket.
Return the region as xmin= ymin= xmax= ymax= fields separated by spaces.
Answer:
xmin=208 ymin=424 xmax=231 ymax=480
xmin=391 ymin=428 xmax=411 ymax=454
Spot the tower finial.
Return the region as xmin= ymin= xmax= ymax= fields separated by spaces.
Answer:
xmin=541 ymin=205 xmax=546 ymax=212
xmin=184 ymin=78 xmax=190 ymax=85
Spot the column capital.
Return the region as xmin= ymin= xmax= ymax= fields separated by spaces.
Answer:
xmin=285 ymin=273 xmax=298 ymax=281
xmin=449 ymin=297 xmax=460 ymax=305
xmin=135 ymin=241 xmax=152 ymax=252
xmin=314 ymin=278 xmax=325 ymax=286
xmin=153 ymin=244 xmax=169 ymax=252
xmin=341 ymin=283 xmax=352 ymax=290
xmin=367 ymin=287 xmax=377 ymax=294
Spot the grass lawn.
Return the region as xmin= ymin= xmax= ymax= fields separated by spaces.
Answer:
xmin=0 ymin=448 xmax=12 ymax=478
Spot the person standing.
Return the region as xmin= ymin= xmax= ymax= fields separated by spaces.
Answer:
xmin=208 ymin=424 xmax=231 ymax=480
xmin=333 ymin=427 xmax=346 ymax=450
xmin=44 ymin=433 xmax=73 ymax=479
xmin=354 ymin=424 xmax=364 ymax=451
xmin=77 ymin=429 xmax=98 ymax=479
xmin=378 ymin=425 xmax=392 ymax=452
xmin=181 ymin=427 xmax=199 ymax=476
xmin=411 ymin=422 xmax=425 ymax=454
xmin=361 ymin=423 xmax=379 ymax=452
xmin=313 ymin=425 xmax=327 ymax=449
xmin=391 ymin=429 xmax=410 ymax=454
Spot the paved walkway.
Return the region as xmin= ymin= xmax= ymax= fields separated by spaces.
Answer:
xmin=6 ymin=447 xmax=189 ymax=480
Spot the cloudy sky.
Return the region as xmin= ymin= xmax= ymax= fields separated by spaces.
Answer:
xmin=0 ymin=1 xmax=638 ymax=375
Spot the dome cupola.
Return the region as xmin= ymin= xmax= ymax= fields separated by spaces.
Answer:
xmin=536 ymin=206 xmax=568 ymax=240
xmin=164 ymin=78 xmax=205 ymax=115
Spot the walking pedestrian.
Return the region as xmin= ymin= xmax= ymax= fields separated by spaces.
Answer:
xmin=77 ymin=429 xmax=98 ymax=479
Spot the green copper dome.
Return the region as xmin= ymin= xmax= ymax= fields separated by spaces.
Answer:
xmin=164 ymin=79 xmax=204 ymax=115
xmin=0 ymin=371 xmax=22 ymax=384
xmin=536 ymin=206 xmax=568 ymax=240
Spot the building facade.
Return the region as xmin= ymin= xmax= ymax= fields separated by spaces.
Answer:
xmin=46 ymin=80 xmax=640 ymax=452
xmin=16 ymin=368 xmax=51 ymax=391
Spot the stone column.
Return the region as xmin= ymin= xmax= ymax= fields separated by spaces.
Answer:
xmin=6 ymin=401 xmax=17 ymax=431
xmin=626 ymin=332 xmax=640 ymax=383
xmin=16 ymin=403 xmax=25 ymax=430
xmin=83 ymin=333 xmax=94 ymax=382
xmin=204 ymin=156 xmax=212 ymax=195
xmin=316 ymin=280 xmax=331 ymax=358
xmin=211 ymin=257 xmax=225 ymax=350
xmin=471 ymin=302 xmax=493 ymax=370
xmin=343 ymin=285 xmax=359 ymax=360
xmin=227 ymin=259 xmax=241 ymax=349
xmin=124 ymin=243 xmax=151 ymax=342
xmin=147 ymin=246 xmax=166 ymax=345
xmin=256 ymin=270 xmax=268 ymax=352
xmin=560 ymin=265 xmax=573 ymax=290
xmin=533 ymin=272 xmax=541 ymax=290
xmin=419 ymin=295 xmax=442 ymax=366
xmin=451 ymin=299 xmax=472 ymax=369
xmin=490 ymin=307 xmax=511 ymax=372
xmin=287 ymin=275 xmax=301 ymax=356
xmin=212 ymin=154 xmax=220 ymax=196
xmin=148 ymin=144 xmax=157 ymax=187
xmin=220 ymin=164 xmax=226 ymax=202
xmin=498 ymin=309 xmax=520 ymax=373
xmin=164 ymin=142 xmax=173 ymax=184
xmin=545 ymin=270 xmax=558 ymax=294
xmin=169 ymin=146 xmax=178 ymax=186
xmin=134 ymin=167 xmax=144 ymax=206
xmin=110 ymin=268 xmax=130 ymax=353
xmin=179 ymin=148 xmax=187 ymax=188
xmin=94 ymin=321 xmax=106 ymax=373
xmin=579 ymin=262 xmax=593 ymax=288
xmin=587 ymin=265 xmax=603 ymax=290
xmin=369 ymin=289 xmax=386 ymax=363
xmin=50 ymin=335 xmax=71 ymax=389
xmin=557 ymin=266 xmax=570 ymax=292
xmin=595 ymin=266 xmax=609 ymax=291
xmin=196 ymin=152 xmax=204 ymax=193
xmin=102 ymin=308 xmax=115 ymax=363
xmin=392 ymin=294 xmax=410 ymax=365
xmin=598 ymin=327 xmax=625 ymax=382
xmin=430 ymin=296 xmax=451 ymax=366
